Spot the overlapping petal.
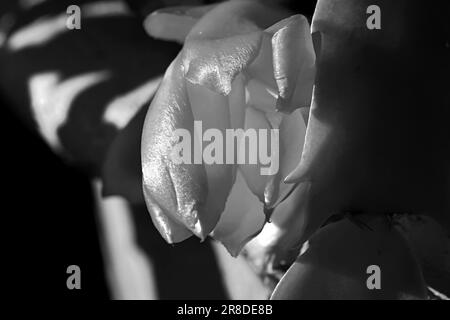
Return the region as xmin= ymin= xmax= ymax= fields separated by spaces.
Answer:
xmin=141 ymin=0 xmax=316 ymax=254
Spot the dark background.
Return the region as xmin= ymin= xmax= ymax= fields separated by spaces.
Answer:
xmin=2 ymin=93 xmax=109 ymax=298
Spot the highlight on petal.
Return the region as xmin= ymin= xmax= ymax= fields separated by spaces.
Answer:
xmin=268 ymin=15 xmax=316 ymax=113
xmin=244 ymin=181 xmax=311 ymax=278
xmin=181 ymin=0 xmax=292 ymax=96
xmin=144 ymin=188 xmax=193 ymax=243
xmin=211 ymin=171 xmax=265 ymax=257
xmin=186 ymin=81 xmax=236 ymax=237
xmin=246 ymin=78 xmax=278 ymax=114
xmin=183 ymin=32 xmax=263 ymax=95
xmin=271 ymin=215 xmax=428 ymax=300
xmin=141 ymin=56 xmax=208 ymax=239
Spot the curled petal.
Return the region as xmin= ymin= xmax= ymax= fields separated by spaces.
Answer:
xmin=246 ymin=32 xmax=277 ymax=90
xmin=245 ymin=181 xmax=311 ymax=274
xmin=141 ymin=56 xmax=209 ymax=239
xmin=144 ymin=188 xmax=193 ymax=243
xmin=284 ymin=92 xmax=331 ymax=184
xmin=246 ymin=78 xmax=278 ymax=114
xmin=268 ymin=108 xmax=308 ymax=209
xmin=181 ymin=0 xmax=292 ymax=95
xmin=268 ymin=182 xmax=311 ymax=266
xmin=268 ymin=15 xmax=316 ymax=113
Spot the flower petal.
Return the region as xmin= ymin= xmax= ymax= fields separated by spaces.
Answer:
xmin=211 ymin=170 xmax=265 ymax=257
xmin=143 ymin=187 xmax=193 ymax=243
xmin=186 ymin=81 xmax=236 ymax=237
xmin=228 ymin=75 xmax=247 ymax=130
xmin=238 ymin=106 xmax=273 ymax=205
xmin=181 ymin=0 xmax=292 ymax=95
xmin=141 ymin=55 xmax=209 ymax=239
xmin=284 ymin=92 xmax=330 ymax=184
xmin=268 ymin=108 xmax=308 ymax=209
xmin=268 ymin=15 xmax=316 ymax=113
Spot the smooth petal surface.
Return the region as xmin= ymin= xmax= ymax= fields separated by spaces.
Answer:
xmin=181 ymin=0 xmax=291 ymax=95
xmin=211 ymin=171 xmax=265 ymax=257
xmin=239 ymin=105 xmax=307 ymax=210
xmin=271 ymin=108 xmax=307 ymax=208
xmin=238 ymin=106 xmax=273 ymax=205
xmin=268 ymin=15 xmax=316 ymax=113
xmin=186 ymin=81 xmax=235 ymax=236
xmin=245 ymin=181 xmax=311 ymax=277
xmin=286 ymin=0 xmax=450 ymax=242
xmin=271 ymin=215 xmax=427 ymax=300
xmin=268 ymin=182 xmax=311 ymax=266
xmin=141 ymin=56 xmax=208 ymax=240
xmin=183 ymin=32 xmax=263 ymax=95
xmin=144 ymin=4 xmax=217 ymax=43
xmin=144 ymin=188 xmax=193 ymax=243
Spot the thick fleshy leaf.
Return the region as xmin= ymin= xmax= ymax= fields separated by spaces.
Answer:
xmin=246 ymin=32 xmax=277 ymax=91
xmin=186 ymin=0 xmax=291 ymax=40
xmin=271 ymin=215 xmax=428 ymax=300
xmin=141 ymin=56 xmax=209 ymax=240
xmin=286 ymin=0 xmax=450 ymax=247
xmin=211 ymin=171 xmax=265 ymax=257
